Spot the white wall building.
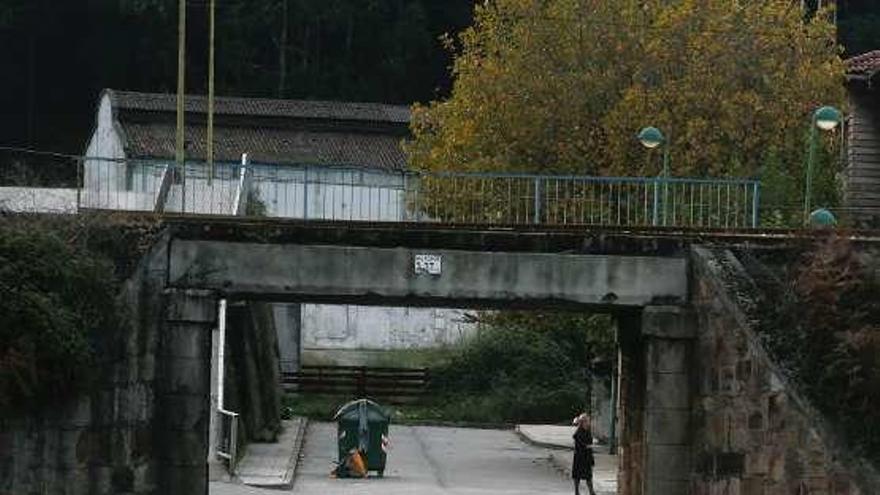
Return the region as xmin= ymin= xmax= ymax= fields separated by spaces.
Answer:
xmin=83 ymin=90 xmax=474 ymax=369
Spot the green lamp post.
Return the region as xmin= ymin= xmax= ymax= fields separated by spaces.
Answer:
xmin=803 ymin=106 xmax=842 ymax=226
xmin=637 ymin=126 xmax=670 ymax=178
xmin=809 ymin=208 xmax=837 ymax=228
xmin=638 ymin=126 xmax=670 ymax=225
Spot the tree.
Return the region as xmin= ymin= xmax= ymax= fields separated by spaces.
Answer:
xmin=407 ymin=0 xmax=846 ymax=184
xmin=0 ymin=217 xmax=123 ymax=413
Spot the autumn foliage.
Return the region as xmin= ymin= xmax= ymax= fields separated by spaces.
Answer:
xmin=793 ymin=237 xmax=880 ymax=459
xmin=408 ymin=0 xmax=846 ymax=185
xmin=758 ymin=236 xmax=880 ymax=464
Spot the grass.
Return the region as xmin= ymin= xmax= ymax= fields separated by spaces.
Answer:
xmin=282 ymin=393 xmax=521 ymax=427
xmin=301 ymin=347 xmax=457 ymax=368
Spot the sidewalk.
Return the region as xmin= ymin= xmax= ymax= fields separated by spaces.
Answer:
xmin=234 ymin=417 xmax=308 ymax=488
xmin=516 ymin=424 xmax=618 ymax=494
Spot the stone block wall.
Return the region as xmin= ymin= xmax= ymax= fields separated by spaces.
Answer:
xmin=690 ymin=247 xmax=879 ymax=495
xmin=0 ymin=234 xmax=168 ymax=495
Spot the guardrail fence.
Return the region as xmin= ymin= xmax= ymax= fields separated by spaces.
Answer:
xmin=5 ymin=155 xmax=762 ymax=228
xmin=216 ymin=408 xmax=239 ymax=473
xmin=409 ymin=173 xmax=760 ymax=228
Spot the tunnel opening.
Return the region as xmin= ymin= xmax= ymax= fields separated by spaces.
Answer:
xmin=200 ymin=295 xmax=665 ymax=495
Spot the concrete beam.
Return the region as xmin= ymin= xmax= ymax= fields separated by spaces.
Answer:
xmin=167 ymin=240 xmax=687 ymax=308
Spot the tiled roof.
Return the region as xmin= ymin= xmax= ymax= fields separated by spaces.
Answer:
xmin=845 ymin=50 xmax=880 ymax=79
xmin=104 ymin=89 xmax=411 ymax=171
xmin=108 ymin=90 xmax=411 ymax=124
xmin=122 ymin=121 xmax=408 ymax=170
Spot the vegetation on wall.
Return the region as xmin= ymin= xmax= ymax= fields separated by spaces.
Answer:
xmin=0 ymin=215 xmax=130 ymax=414
xmin=757 ymin=237 xmax=880 ymax=466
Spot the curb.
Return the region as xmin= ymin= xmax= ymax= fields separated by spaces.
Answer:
xmin=283 ymin=417 xmax=309 ymax=487
xmin=394 ymin=419 xmax=514 ymax=430
xmin=514 ymin=425 xmax=574 ymax=451
xmin=237 ymin=416 xmax=308 ymax=489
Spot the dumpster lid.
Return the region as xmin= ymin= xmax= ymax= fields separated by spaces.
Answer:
xmin=333 ymin=398 xmax=389 ymax=421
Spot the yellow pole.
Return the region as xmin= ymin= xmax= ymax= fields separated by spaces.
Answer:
xmin=176 ymin=0 xmax=186 ymax=165
xmin=176 ymin=0 xmax=187 ymax=210
xmin=207 ymin=0 xmax=215 ymax=185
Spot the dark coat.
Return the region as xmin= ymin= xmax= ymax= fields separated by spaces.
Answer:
xmin=572 ymin=426 xmax=594 ymax=480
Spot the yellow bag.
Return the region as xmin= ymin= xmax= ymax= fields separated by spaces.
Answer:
xmin=348 ymin=450 xmax=367 ymax=478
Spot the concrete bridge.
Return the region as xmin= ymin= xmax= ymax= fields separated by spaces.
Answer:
xmin=4 ymin=213 xmax=879 ymax=495
xmin=144 ymin=217 xmax=876 ymax=495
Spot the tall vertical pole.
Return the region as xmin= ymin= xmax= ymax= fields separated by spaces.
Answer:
xmin=608 ymin=363 xmax=617 ymax=454
xmin=207 ymin=0 xmax=216 ymax=185
xmin=803 ymin=119 xmax=817 ymax=226
xmin=661 ymin=141 xmax=670 ymax=226
xmin=533 ymin=177 xmax=541 ymax=225
xmin=176 ymin=0 xmax=187 ymax=211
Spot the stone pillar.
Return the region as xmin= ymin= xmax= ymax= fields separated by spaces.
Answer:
xmin=616 ymin=312 xmax=645 ymax=495
xmin=641 ymin=306 xmax=695 ymax=495
xmin=159 ymin=289 xmax=216 ymax=495
xmin=274 ymin=303 xmax=302 ymax=374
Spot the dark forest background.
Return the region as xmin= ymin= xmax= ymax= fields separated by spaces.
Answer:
xmin=0 ymin=0 xmax=472 ymax=156
xmin=0 ymin=0 xmax=877 ymax=157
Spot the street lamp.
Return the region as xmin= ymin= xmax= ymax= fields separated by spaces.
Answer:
xmin=637 ymin=126 xmax=670 ymax=178
xmin=638 ymin=126 xmax=670 ymax=225
xmin=809 ymin=207 xmax=837 ymax=228
xmin=803 ymin=105 xmax=842 ymax=226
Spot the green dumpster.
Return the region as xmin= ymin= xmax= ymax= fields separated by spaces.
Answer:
xmin=334 ymin=399 xmax=390 ymax=477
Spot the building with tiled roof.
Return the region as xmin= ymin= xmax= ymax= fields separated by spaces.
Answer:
xmin=87 ymin=89 xmax=410 ymax=171
xmin=844 ymin=51 xmax=880 ymax=226
xmin=845 ymin=50 xmax=880 ymax=83
xmin=82 ymin=89 xmax=413 ymax=214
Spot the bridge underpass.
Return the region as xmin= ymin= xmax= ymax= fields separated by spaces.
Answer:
xmin=5 ymin=211 xmax=875 ymax=494
xmin=152 ymin=218 xmax=707 ymax=495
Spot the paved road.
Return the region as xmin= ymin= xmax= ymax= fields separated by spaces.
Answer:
xmin=211 ymin=422 xmax=577 ymax=495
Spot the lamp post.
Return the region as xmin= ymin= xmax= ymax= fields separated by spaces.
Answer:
xmin=638 ymin=126 xmax=669 ymax=177
xmin=638 ymin=126 xmax=670 ymax=225
xmin=803 ymin=106 xmax=842 ymax=226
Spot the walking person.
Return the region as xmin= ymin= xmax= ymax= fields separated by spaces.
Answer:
xmin=572 ymin=413 xmax=596 ymax=495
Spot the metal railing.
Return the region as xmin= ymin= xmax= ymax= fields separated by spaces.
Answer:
xmin=409 ymin=172 xmax=760 ymax=228
xmin=67 ymin=157 xmax=763 ymax=228
xmin=216 ymin=408 xmax=239 ymax=472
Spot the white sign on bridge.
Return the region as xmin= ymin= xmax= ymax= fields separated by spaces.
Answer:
xmin=414 ymin=254 xmax=442 ymax=276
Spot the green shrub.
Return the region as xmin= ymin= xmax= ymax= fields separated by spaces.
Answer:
xmin=428 ymin=312 xmax=614 ymax=423
xmin=758 ymin=237 xmax=880 ymax=466
xmin=0 ymin=216 xmax=123 ymax=413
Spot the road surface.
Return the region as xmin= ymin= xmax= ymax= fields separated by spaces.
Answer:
xmin=211 ymin=422 xmax=579 ymax=495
